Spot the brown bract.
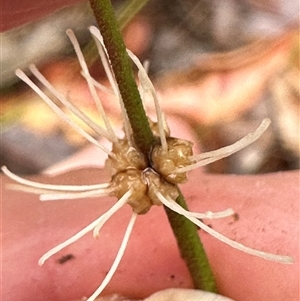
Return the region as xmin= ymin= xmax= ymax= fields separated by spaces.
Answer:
xmin=151 ymin=137 xmax=194 ymax=184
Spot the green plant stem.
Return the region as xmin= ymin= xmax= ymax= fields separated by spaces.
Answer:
xmin=89 ymin=0 xmax=154 ymax=155
xmin=84 ymin=0 xmax=148 ymax=67
xmin=88 ymin=0 xmax=217 ymax=292
xmin=164 ymin=190 xmax=217 ymax=292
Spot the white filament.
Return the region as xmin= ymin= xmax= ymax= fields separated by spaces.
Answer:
xmin=176 ymin=118 xmax=271 ymax=173
xmin=92 ymin=189 xmax=133 ymax=239
xmin=39 ymin=187 xmax=113 ymax=201
xmin=5 ymin=184 xmax=111 ymax=201
xmin=29 ymin=64 xmax=112 ymax=141
xmin=15 ymin=69 xmax=113 ymax=155
xmin=186 ymin=208 xmax=234 ymax=219
xmin=1 ymin=166 xmax=109 ymax=192
xmin=92 ymin=192 xmax=131 ymax=238
xmin=126 ymin=49 xmax=168 ymax=151
xmin=38 ymin=190 xmax=131 ymax=265
xmin=89 ymin=27 xmax=118 ymax=95
xmin=86 ymin=212 xmax=138 ymax=301
xmin=156 ymin=191 xmax=293 ymax=264
xmin=89 ymin=26 xmax=133 ymax=144
xmin=81 ymin=72 xmax=114 ymax=95
xmin=163 ymin=197 xmax=234 ymax=219
xmin=66 ymin=29 xmax=118 ymax=143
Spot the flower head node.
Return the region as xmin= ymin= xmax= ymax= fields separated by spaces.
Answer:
xmin=3 ymin=25 xmax=293 ymax=301
xmin=151 ymin=137 xmax=194 ymax=184
xmin=110 ymin=169 xmax=152 ymax=214
xmin=105 ymin=139 xmax=147 ymax=176
xmin=143 ymin=168 xmax=179 ymax=204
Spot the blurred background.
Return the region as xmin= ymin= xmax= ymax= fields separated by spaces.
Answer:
xmin=1 ymin=0 xmax=299 ymax=175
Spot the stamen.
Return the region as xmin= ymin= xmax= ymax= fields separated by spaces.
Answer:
xmin=136 ymin=60 xmax=149 ymax=108
xmin=29 ymin=65 xmax=112 ymax=141
xmin=89 ymin=27 xmax=118 ymax=94
xmin=5 ymin=184 xmax=59 ymax=195
xmin=15 ymin=69 xmax=113 ymax=156
xmin=86 ymin=212 xmax=138 ymax=301
xmin=38 ymin=190 xmax=131 ymax=265
xmin=156 ymin=191 xmax=293 ymax=264
xmin=149 ymin=181 xmax=234 ymax=219
xmin=126 ymin=49 xmax=168 ymax=151
xmin=38 ymin=215 xmax=104 ymax=266
xmin=1 ymin=166 xmax=109 ymax=192
xmin=187 ymin=208 xmax=235 ymax=219
xmin=66 ymin=29 xmax=118 ymax=143
xmin=6 ymin=184 xmax=111 ymax=200
xmin=93 ymin=190 xmax=132 ymax=238
xmin=89 ymin=26 xmax=133 ymax=145
xmin=81 ymin=72 xmax=114 ymax=95
xmin=176 ymin=118 xmax=271 ymax=173
xmin=39 ymin=187 xmax=113 ymax=201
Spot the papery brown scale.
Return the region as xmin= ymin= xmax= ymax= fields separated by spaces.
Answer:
xmin=151 ymin=137 xmax=194 ymax=184
xmin=110 ymin=169 xmax=152 ymax=214
xmin=105 ymin=139 xmax=147 ymax=176
xmin=144 ymin=169 xmax=179 ymax=205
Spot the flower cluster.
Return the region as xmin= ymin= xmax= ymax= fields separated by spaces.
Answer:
xmin=2 ymin=26 xmax=293 ymax=301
